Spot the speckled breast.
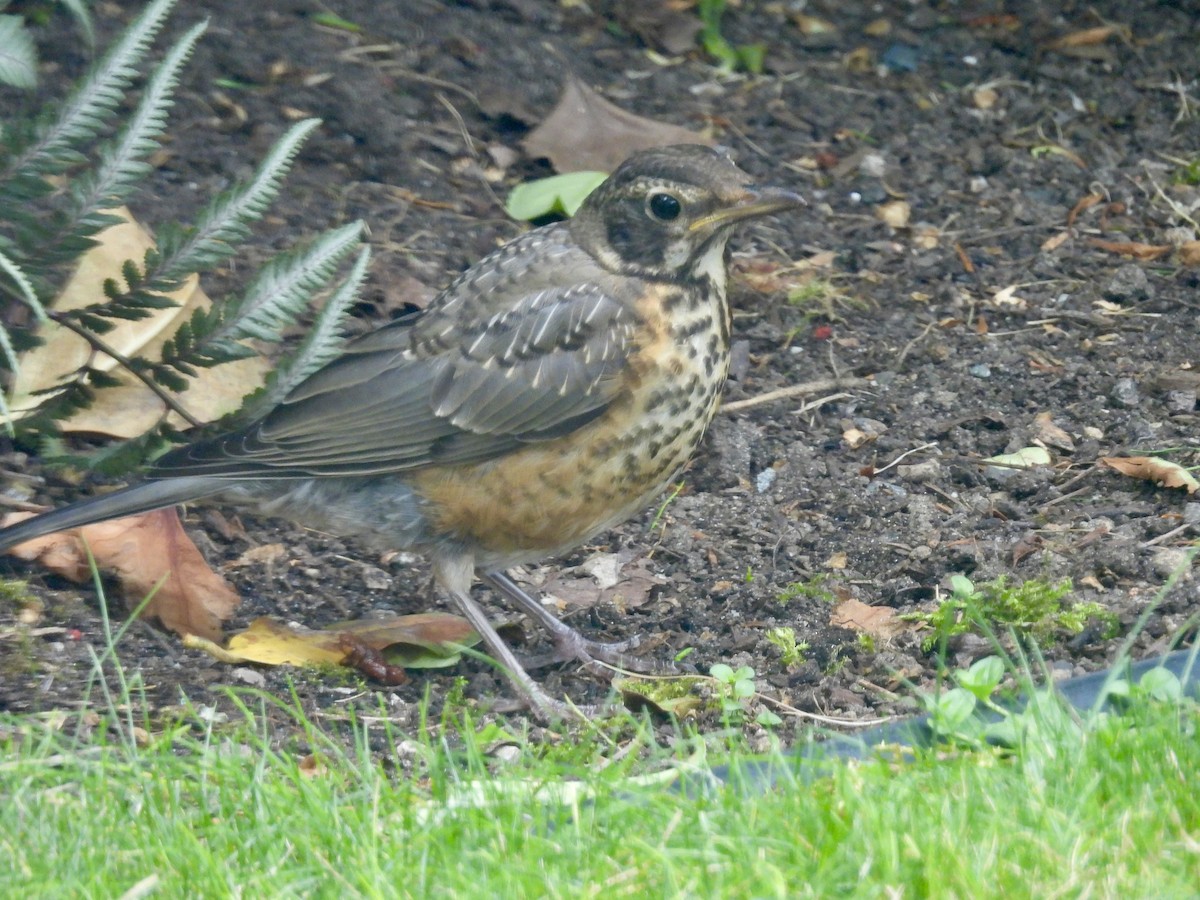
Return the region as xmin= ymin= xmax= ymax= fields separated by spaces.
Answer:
xmin=413 ymin=278 xmax=731 ymax=570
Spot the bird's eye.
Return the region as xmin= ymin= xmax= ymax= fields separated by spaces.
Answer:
xmin=647 ymin=192 xmax=682 ymax=221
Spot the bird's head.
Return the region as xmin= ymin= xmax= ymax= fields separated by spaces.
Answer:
xmin=569 ymin=144 xmax=803 ymax=282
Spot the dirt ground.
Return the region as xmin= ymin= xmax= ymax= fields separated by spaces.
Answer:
xmin=2 ymin=0 xmax=1198 ymax=751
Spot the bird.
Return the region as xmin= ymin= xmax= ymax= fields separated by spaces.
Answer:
xmin=0 ymin=144 xmax=803 ymax=718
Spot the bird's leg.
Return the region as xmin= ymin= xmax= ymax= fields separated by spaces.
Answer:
xmin=433 ymin=555 xmax=587 ymax=721
xmin=480 ymin=570 xmax=654 ymax=672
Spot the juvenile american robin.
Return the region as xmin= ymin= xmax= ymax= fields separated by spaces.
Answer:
xmin=0 ymin=144 xmax=802 ymax=717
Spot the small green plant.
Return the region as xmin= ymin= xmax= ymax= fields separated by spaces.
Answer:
xmin=765 ymin=626 xmax=808 ymax=668
xmin=708 ymin=662 xmax=779 ymax=726
xmin=907 ymin=575 xmax=1118 ymax=653
xmin=778 ymin=574 xmax=836 ymax=604
xmin=697 ymin=0 xmax=765 ymax=74
xmin=709 ymin=662 xmax=755 ymax=716
xmin=1173 ymin=156 xmax=1200 ymax=185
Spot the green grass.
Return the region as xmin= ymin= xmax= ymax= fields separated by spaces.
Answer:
xmin=3 ymin=662 xmax=1199 ymax=896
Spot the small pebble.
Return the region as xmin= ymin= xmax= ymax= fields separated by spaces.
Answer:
xmin=969 ymin=363 xmax=991 ymax=378
xmin=1150 ymin=548 xmax=1193 ymax=579
xmin=756 ymin=468 xmax=777 ymax=493
xmin=1110 ymin=377 xmax=1140 ymax=409
xmin=232 ymin=667 xmax=266 ymax=687
xmin=1103 ymin=264 xmax=1154 ymax=301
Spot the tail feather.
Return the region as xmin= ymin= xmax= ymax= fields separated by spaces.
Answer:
xmin=0 ymin=477 xmax=227 ymax=551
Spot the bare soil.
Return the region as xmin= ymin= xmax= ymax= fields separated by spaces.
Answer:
xmin=2 ymin=0 xmax=1198 ymax=752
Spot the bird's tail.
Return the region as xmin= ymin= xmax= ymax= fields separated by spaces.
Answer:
xmin=0 ymin=477 xmax=227 ymax=552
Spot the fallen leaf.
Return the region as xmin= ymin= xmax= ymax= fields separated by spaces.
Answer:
xmin=1088 ymin=238 xmax=1172 ymax=260
xmin=505 ymin=171 xmax=608 ymax=220
xmin=830 ymin=598 xmax=914 ymax=639
xmin=541 ymin=554 xmax=666 ymax=611
xmin=1033 ymin=412 xmax=1075 ymax=452
xmin=1046 ymin=24 xmax=1127 ymax=49
xmin=1178 ymin=241 xmax=1200 ymax=266
xmin=1100 ymin=456 xmax=1198 ymax=494
xmin=523 ymin=77 xmax=713 ymax=173
xmin=984 ymin=447 xmax=1053 ymax=468
xmin=185 ymin=612 xmax=478 ymax=674
xmin=2 ymin=508 xmax=238 ymax=640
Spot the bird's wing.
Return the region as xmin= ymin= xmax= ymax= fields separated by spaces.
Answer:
xmin=153 ymin=280 xmax=639 ymax=478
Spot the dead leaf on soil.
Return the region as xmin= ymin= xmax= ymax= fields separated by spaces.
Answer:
xmin=830 ymin=598 xmax=915 ymax=640
xmin=2 ymin=508 xmax=239 ymax=640
xmin=523 ymin=76 xmax=713 ymax=173
xmin=1088 ymin=238 xmax=1172 ymax=260
xmin=1033 ymin=412 xmax=1075 ymax=452
xmin=7 ymin=207 xmax=270 ymax=437
xmin=1100 ymin=456 xmax=1198 ymax=494
xmin=541 ymin=553 xmax=666 ymax=611
xmin=984 ymin=447 xmax=1053 ymax=468
xmin=1045 ymin=24 xmax=1129 ymax=50
xmin=184 ymin=612 xmax=478 ymax=674
xmin=1178 ymin=241 xmax=1200 ymax=266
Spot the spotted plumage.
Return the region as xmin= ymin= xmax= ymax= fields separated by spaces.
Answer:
xmin=0 ymin=144 xmax=802 ymax=717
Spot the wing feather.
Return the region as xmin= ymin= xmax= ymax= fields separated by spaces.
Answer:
xmin=153 ymin=279 xmax=638 ymax=479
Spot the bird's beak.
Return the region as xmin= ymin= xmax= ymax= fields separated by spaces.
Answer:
xmin=688 ymin=186 xmax=806 ymax=232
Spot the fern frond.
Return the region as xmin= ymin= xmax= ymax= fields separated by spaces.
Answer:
xmin=153 ymin=118 xmax=322 ymax=282
xmin=59 ymin=21 xmax=207 ymax=245
xmin=0 ymin=247 xmax=45 ymax=321
xmin=0 ymin=0 xmax=176 ymax=182
xmin=219 ymin=221 xmax=364 ymax=343
xmin=250 ymin=245 xmax=370 ymax=415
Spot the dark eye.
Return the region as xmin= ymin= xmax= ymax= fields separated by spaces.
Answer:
xmin=647 ymin=192 xmax=682 ymax=221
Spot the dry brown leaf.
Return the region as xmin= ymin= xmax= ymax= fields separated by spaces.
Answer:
xmin=1100 ymin=456 xmax=1198 ymax=494
xmin=1046 ymin=24 xmax=1126 ymax=49
xmin=830 ymin=598 xmax=914 ymax=639
xmin=524 ymin=76 xmax=713 ymax=173
xmin=2 ymin=508 xmax=239 ymax=639
xmin=7 ymin=208 xmax=270 ymax=437
xmin=1178 ymin=241 xmax=1200 ymax=267
xmin=1067 ymin=192 xmax=1104 ymax=227
xmin=1033 ymin=412 xmax=1075 ymax=452
xmin=1088 ymin=238 xmax=1172 ymax=260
